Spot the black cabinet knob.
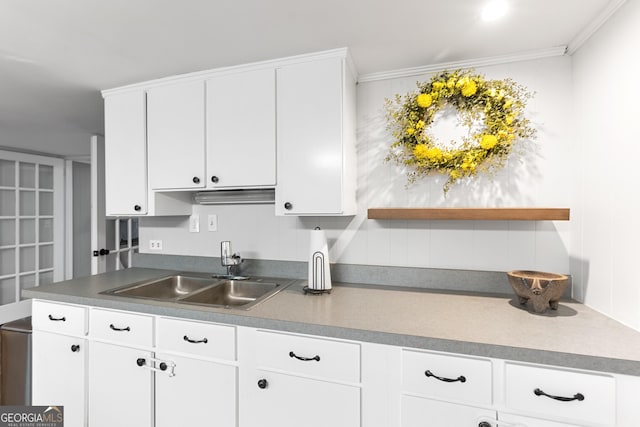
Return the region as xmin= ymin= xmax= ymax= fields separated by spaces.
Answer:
xmin=211 ymin=176 xmax=219 ymax=183
xmin=70 ymin=344 xmax=80 ymax=353
xmin=134 ymin=205 xmax=142 ymax=212
xmin=136 ymin=358 xmax=146 ymax=367
xmin=193 ymin=177 xmax=201 ymax=184
xmin=257 ymin=379 xmax=268 ymax=389
xmin=159 ymin=362 xmax=168 ymax=371
xmin=478 ymin=422 xmax=492 ymax=427
xmin=284 ymin=202 xmax=292 ymax=210
xmin=99 ymin=248 xmax=110 ymax=256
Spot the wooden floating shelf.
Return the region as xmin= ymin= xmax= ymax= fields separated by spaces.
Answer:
xmin=367 ymin=208 xmax=570 ymax=221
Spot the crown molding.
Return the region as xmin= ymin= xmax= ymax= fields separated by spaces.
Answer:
xmin=357 ymin=46 xmax=568 ymax=83
xmin=566 ymin=0 xmax=628 ymax=55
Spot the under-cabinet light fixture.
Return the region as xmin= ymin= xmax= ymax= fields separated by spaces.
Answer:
xmin=193 ymin=189 xmax=275 ymax=205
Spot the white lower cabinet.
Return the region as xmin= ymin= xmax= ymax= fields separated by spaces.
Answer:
xmin=31 ymin=300 xmax=88 ymax=427
xmin=402 ymin=395 xmax=497 ymax=427
xmin=155 ymin=352 xmax=236 ymax=427
xmin=32 ymin=331 xmax=86 ymax=427
xmin=88 ymin=341 xmax=153 ymax=427
xmin=246 ymin=370 xmax=360 ymax=427
xmin=241 ymin=329 xmax=361 ymax=427
xmin=30 ymin=301 xmax=640 ymax=427
xmin=154 ymin=316 xmax=237 ymax=427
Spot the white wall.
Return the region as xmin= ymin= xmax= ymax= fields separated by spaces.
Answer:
xmin=571 ymin=0 xmax=640 ymax=330
xmin=140 ymin=55 xmax=574 ymax=276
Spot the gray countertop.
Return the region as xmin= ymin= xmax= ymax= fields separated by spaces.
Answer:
xmin=23 ymin=268 xmax=640 ymax=376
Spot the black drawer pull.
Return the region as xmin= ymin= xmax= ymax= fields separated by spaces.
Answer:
xmin=70 ymin=344 xmax=80 ymax=353
xmin=136 ymin=358 xmax=146 ymax=367
xmin=109 ymin=324 xmax=131 ymax=332
xmin=534 ymin=388 xmax=584 ymax=402
xmin=425 ymin=370 xmax=466 ymax=383
xmin=183 ymin=335 xmax=208 ymax=344
xmin=257 ymin=378 xmax=268 ymax=389
xmin=48 ymin=314 xmax=66 ymax=322
xmin=289 ymin=351 xmax=320 ymax=362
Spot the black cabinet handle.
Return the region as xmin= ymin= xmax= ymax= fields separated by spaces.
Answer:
xmin=478 ymin=422 xmax=492 ymax=427
xmin=183 ymin=335 xmax=208 ymax=344
xmin=48 ymin=314 xmax=66 ymax=322
xmin=284 ymin=202 xmax=293 ymax=210
xmin=534 ymin=388 xmax=584 ymax=402
xmin=136 ymin=358 xmax=146 ymax=367
xmin=211 ymin=176 xmax=219 ymax=183
xmin=424 ymin=370 xmax=466 ymax=383
xmin=134 ymin=205 xmax=142 ymax=212
xmin=193 ymin=177 xmax=200 ymax=184
xmin=70 ymin=344 xmax=80 ymax=352
xmin=159 ymin=362 xmax=168 ymax=371
xmin=99 ymin=248 xmax=110 ymax=256
xmin=289 ymin=351 xmax=320 ymax=362
xmin=257 ymin=379 xmax=268 ymax=389
xmin=109 ymin=324 xmax=131 ymax=332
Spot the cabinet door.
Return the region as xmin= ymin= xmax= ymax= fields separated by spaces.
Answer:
xmin=498 ymin=413 xmax=581 ymax=426
xmin=155 ymin=353 xmax=236 ymax=427
xmin=402 ymin=395 xmax=496 ymax=427
xmin=147 ymin=80 xmax=205 ymax=190
xmin=245 ymin=370 xmax=360 ymax=427
xmin=276 ymin=57 xmax=345 ymax=215
xmin=104 ymin=91 xmax=147 ymax=215
xmin=88 ymin=341 xmax=153 ymax=427
xmin=206 ymin=68 xmax=276 ymax=188
xmin=32 ymin=331 xmax=86 ymax=427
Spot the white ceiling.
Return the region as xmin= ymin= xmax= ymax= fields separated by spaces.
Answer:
xmin=0 ymin=0 xmax=621 ymax=158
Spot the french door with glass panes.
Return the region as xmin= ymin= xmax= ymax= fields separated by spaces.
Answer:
xmin=0 ymin=150 xmax=64 ymax=323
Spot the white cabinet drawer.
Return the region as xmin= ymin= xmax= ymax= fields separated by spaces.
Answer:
xmin=504 ymin=363 xmax=615 ymax=426
xmin=32 ymin=300 xmax=87 ymax=336
xmin=90 ymin=308 xmax=153 ymax=347
xmin=156 ymin=317 xmax=236 ymax=361
xmin=402 ymin=350 xmax=492 ymax=405
xmin=255 ymin=331 xmax=360 ymax=383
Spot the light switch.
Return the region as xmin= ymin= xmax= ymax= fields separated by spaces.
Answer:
xmin=208 ymin=214 xmax=218 ymax=232
xmin=189 ymin=214 xmax=200 ymax=233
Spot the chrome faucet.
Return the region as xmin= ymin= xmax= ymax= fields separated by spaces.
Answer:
xmin=220 ymin=241 xmax=243 ymax=278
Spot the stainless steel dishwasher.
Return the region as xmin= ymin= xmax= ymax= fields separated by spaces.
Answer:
xmin=0 ymin=316 xmax=32 ymax=405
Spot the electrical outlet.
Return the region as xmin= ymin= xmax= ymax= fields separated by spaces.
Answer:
xmin=149 ymin=240 xmax=163 ymax=250
xmin=189 ymin=214 xmax=200 ymax=233
xmin=207 ymin=214 xmax=218 ymax=232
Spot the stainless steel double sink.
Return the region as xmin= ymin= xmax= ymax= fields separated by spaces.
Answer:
xmin=101 ymin=274 xmax=294 ymax=310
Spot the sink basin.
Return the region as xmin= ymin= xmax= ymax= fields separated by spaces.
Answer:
xmin=102 ymin=274 xmax=294 ymax=310
xmin=105 ymin=275 xmax=216 ymax=300
xmin=180 ymin=280 xmax=283 ymax=309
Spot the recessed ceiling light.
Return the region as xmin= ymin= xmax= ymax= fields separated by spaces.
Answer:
xmin=481 ymin=0 xmax=508 ymax=22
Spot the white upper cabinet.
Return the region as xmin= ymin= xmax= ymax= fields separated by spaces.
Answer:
xmin=275 ymin=54 xmax=357 ymax=216
xmin=206 ymin=68 xmax=276 ymax=188
xmin=102 ymin=48 xmax=356 ymax=216
xmin=147 ymin=80 xmax=206 ymax=190
xmin=104 ymin=91 xmax=148 ymax=215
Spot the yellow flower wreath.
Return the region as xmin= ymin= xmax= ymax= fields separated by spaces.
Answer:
xmin=385 ymin=69 xmax=536 ymax=192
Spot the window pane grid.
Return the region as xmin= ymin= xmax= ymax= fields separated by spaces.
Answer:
xmin=0 ymin=156 xmax=60 ymax=305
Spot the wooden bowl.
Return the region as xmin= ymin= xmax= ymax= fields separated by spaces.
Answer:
xmin=507 ymin=270 xmax=569 ymax=313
